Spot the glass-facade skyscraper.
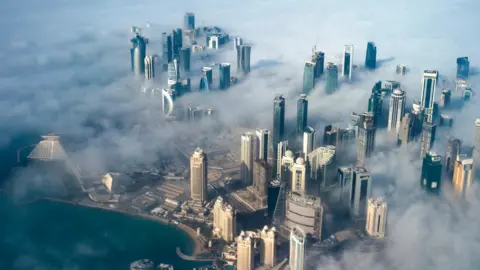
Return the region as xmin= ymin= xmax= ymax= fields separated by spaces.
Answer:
xmin=421 ymin=70 xmax=438 ymax=124
xmin=237 ymin=45 xmax=251 ymax=74
xmin=273 ymin=95 xmax=286 ymax=178
xmin=312 ymin=51 xmax=325 ymax=78
xmin=325 ymin=62 xmax=338 ymax=94
xmin=130 ymin=34 xmax=148 ymax=77
xmin=162 ymin=32 xmax=173 ymax=65
xmin=421 ymin=152 xmax=442 ymax=193
xmin=172 ymin=28 xmax=183 ymax=58
xmin=342 ymin=45 xmax=354 ymax=81
xmin=199 ymin=67 xmax=213 ymax=92
xmin=296 ymin=94 xmax=308 ymax=139
xmin=456 ymin=57 xmax=469 ymax=80
xmin=365 ymin=42 xmax=377 ymax=70
xmin=180 ymin=47 xmax=191 ymax=73
xmin=219 ymin=63 xmax=231 ymax=90
xmin=356 ymin=112 xmax=376 ymax=167
xmin=184 ymin=12 xmax=195 ymax=30
xmin=303 ymin=61 xmax=316 ymax=94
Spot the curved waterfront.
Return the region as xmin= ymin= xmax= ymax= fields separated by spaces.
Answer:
xmin=0 ymin=194 xmax=208 ymax=269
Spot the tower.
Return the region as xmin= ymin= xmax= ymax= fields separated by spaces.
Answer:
xmin=388 ymin=88 xmax=406 ymax=133
xmin=291 ymin=157 xmax=308 ymax=194
xmin=256 ymin=129 xmax=270 ymax=161
xmin=421 ymin=70 xmax=438 ymax=124
xmin=397 ymin=113 xmax=414 ymax=146
xmin=356 ymin=112 xmax=376 ymax=166
xmin=199 ymin=66 xmax=213 ymax=91
xmin=280 ymin=150 xmax=295 ymax=183
xmin=365 ymin=42 xmax=377 ymax=70
xmin=302 ymin=126 xmax=316 ymax=157
xmin=241 ymin=132 xmax=255 ymax=186
xmin=473 ymin=119 xmax=480 ymax=175
xmin=311 ymin=50 xmax=325 ymax=78
xmin=308 ymin=146 xmax=336 ymax=190
xmin=366 ymin=197 xmax=387 ymax=239
xmin=445 ymin=138 xmax=462 ymax=175
xmin=342 ymin=45 xmax=354 ymax=81
xmin=303 ymin=61 xmax=316 ymax=94
xmin=236 ymin=232 xmax=254 ymax=270
xmin=162 ymin=32 xmax=173 ymax=65
xmin=420 ymin=152 xmax=442 ymax=193
xmin=420 ymin=122 xmax=437 ymax=159
xmin=260 ymin=226 xmax=276 ymax=267
xmin=144 ymin=55 xmax=155 ymax=81
xmin=167 ymin=58 xmax=180 ymax=87
xmin=179 ymin=47 xmax=191 ymax=73
xmin=213 ymin=197 xmax=237 ymax=242
xmin=325 ymin=62 xmax=339 ymax=94
xmin=296 ymin=94 xmax=308 ymax=139
xmin=183 ymin=12 xmax=195 ymax=30
xmin=289 ymin=227 xmax=306 ymax=270
xmin=219 ymin=63 xmax=231 ymax=90
xmin=172 ymin=28 xmax=183 ymax=58
xmin=130 ymin=34 xmax=148 ymax=77
xmin=349 ymin=167 xmax=372 ymax=218
xmin=190 ymin=148 xmax=208 ymax=202
xmin=237 ymin=45 xmax=252 ymax=74
xmin=276 ymin=141 xmax=289 ymax=179
xmin=253 ymin=159 xmax=271 ymax=208
xmin=456 ymin=57 xmax=470 ymax=80
xmin=272 ymin=95 xmax=286 ymax=177
xmin=453 ymin=154 xmax=474 ymax=197
xmin=396 ymin=64 xmax=407 ymax=75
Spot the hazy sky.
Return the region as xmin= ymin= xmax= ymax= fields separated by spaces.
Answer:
xmin=1 ymin=0 xmax=480 ymax=269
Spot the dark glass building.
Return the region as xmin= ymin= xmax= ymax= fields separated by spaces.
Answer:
xmin=219 ymin=63 xmax=231 ymax=90
xmin=420 ymin=122 xmax=437 ymax=159
xmin=272 ymin=95 xmax=286 ymax=177
xmin=312 ymin=51 xmax=325 ymax=78
xmin=162 ymin=33 xmax=173 ymax=65
xmin=179 ymin=47 xmax=191 ymax=73
xmin=296 ymin=94 xmax=308 ymax=138
xmin=456 ymin=57 xmax=469 ymax=80
xmin=365 ymin=42 xmax=377 ymax=70
xmin=237 ymin=45 xmax=251 ymax=74
xmin=421 ymin=152 xmax=442 ymax=193
xmin=325 ymin=62 xmax=338 ymax=94
xmin=184 ymin=12 xmax=195 ymax=30
xmin=303 ymin=61 xmax=316 ymax=94
xmin=356 ymin=112 xmax=376 ymax=167
xmin=172 ymin=28 xmax=183 ymax=58
xmin=130 ymin=34 xmax=148 ymax=76
xmin=368 ymin=90 xmax=382 ymax=127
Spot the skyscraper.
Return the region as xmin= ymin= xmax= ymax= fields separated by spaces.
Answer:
xmin=453 ymin=154 xmax=474 ymax=197
xmin=308 ymin=146 xmax=336 ymax=189
xmin=213 ymin=197 xmax=237 ymax=242
xmin=349 ymin=167 xmax=372 ymax=218
xmin=473 ymin=119 xmax=480 ymax=175
xmin=356 ymin=112 xmax=376 ymax=166
xmin=421 ymin=152 xmax=442 ymax=193
xmin=199 ymin=66 xmax=213 ymax=91
xmin=256 ymin=129 xmax=270 ymax=161
xmin=440 ymin=89 xmax=451 ymax=108
xmin=183 ymin=12 xmax=195 ymax=30
xmin=337 ymin=167 xmax=353 ymax=202
xmin=396 ymin=64 xmax=407 ymax=75
xmin=445 ymin=138 xmax=462 ymax=175
xmin=162 ymin=33 xmax=173 ymax=65
xmin=236 ymin=231 xmax=254 ymax=270
xmin=325 ymin=62 xmax=339 ymax=94
xmin=365 ymin=42 xmax=377 ymax=70
xmin=172 ymin=28 xmax=183 ymax=58
xmin=420 ymin=122 xmax=437 ymax=159
xmin=296 ymin=94 xmax=308 ymax=139
xmin=259 ymin=226 xmax=276 ymax=267
xmin=368 ymin=89 xmax=383 ymax=127
xmin=312 ymin=50 xmax=325 ymax=78
xmin=280 ymin=149 xmax=294 ymax=183
xmin=291 ymin=157 xmax=308 ymax=194
xmin=289 ymin=227 xmax=306 ymax=270
xmin=388 ymin=88 xmax=406 ymax=133
xmin=241 ymin=133 xmax=255 ymax=186
xmin=272 ymin=95 xmax=286 ymax=177
xmin=252 ymin=159 xmax=271 ymax=208
xmin=276 ymin=141 xmax=290 ymax=180
xmin=179 ymin=47 xmax=191 ymax=73
xmin=397 ymin=113 xmax=414 ymax=146
xmin=190 ymin=148 xmax=208 ymax=202
xmin=234 ymin=36 xmax=243 ymax=50
xmin=285 ymin=192 xmax=323 ymax=238
xmin=130 ymin=34 xmax=148 ymax=77
xmin=342 ymin=45 xmax=354 ymax=81
xmin=365 ymin=197 xmax=387 ymax=239
xmin=302 ymin=127 xmax=316 ymax=157
xmin=303 ymin=61 xmax=316 ymax=94
xmin=219 ymin=63 xmax=231 ymax=90
xmin=167 ymin=58 xmax=180 ymax=87
xmin=421 ymin=70 xmax=439 ymax=124
xmin=237 ymin=45 xmax=252 ymax=74
xmin=144 ymin=56 xmax=155 ymax=81
xmin=456 ymin=57 xmax=470 ymax=80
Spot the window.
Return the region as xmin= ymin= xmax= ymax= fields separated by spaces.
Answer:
xmin=431 ymin=182 xmax=438 ymax=189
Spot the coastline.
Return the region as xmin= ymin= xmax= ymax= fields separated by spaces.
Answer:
xmin=3 ymin=192 xmax=204 ymax=258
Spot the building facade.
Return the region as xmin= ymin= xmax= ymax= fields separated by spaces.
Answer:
xmin=388 ymin=88 xmax=406 ymax=133
xmin=325 ymin=62 xmax=339 ymax=94
xmin=130 ymin=34 xmax=148 ymax=77
xmin=421 ymin=70 xmax=438 ymax=124
xmin=190 ymin=148 xmax=208 ymax=202
xmin=296 ymin=94 xmax=308 ymax=139
xmin=349 ymin=167 xmax=372 ymax=218
xmin=308 ymin=146 xmax=336 ymax=190
xmin=241 ymin=132 xmax=255 ymax=186
xmin=219 ymin=63 xmax=231 ymax=90
xmin=302 ymin=126 xmax=316 ymax=157
xmin=253 ymin=159 xmax=271 ymax=208
xmin=365 ymin=197 xmax=387 ymax=238
xmin=289 ymin=227 xmax=306 ymax=270
xmin=213 ymin=197 xmax=237 ymax=242
xmin=259 ymin=226 xmax=276 ymax=267
xmin=303 ymin=61 xmax=316 ymax=94
xmin=272 ymin=95 xmax=286 ymax=177
xmin=285 ymin=192 xmax=323 ymax=239
xmin=420 ymin=152 xmax=442 ymax=193
xmin=236 ymin=232 xmax=254 ymax=270
xmin=342 ymin=45 xmax=354 ymax=81
xmin=365 ymin=42 xmax=377 ymax=70
xmin=256 ymin=129 xmax=270 ymax=161
xmin=144 ymin=55 xmax=155 ymax=80
xmin=356 ymin=112 xmax=376 ymax=166
xmin=291 ymin=157 xmax=309 ymax=194
xmin=453 ymin=154 xmax=474 ymax=197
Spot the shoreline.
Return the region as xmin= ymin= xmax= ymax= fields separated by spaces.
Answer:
xmin=2 ymin=192 xmax=205 ymax=258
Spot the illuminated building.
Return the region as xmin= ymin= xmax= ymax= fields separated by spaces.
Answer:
xmin=302 ymin=126 xmax=316 ymax=157
xmin=190 ymin=148 xmax=208 ymax=202
xmin=453 ymin=154 xmax=473 ymax=197
xmin=236 ymin=231 xmax=254 ymax=270
xmin=289 ymin=227 xmax=306 ymax=270
xmin=366 ymin=197 xmax=387 ymax=239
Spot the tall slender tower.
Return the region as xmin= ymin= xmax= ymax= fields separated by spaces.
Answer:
xmin=388 ymin=88 xmax=406 ymax=133
xmin=260 ymin=226 xmax=276 ymax=267
xmin=302 ymin=126 xmax=316 ymax=157
xmin=256 ymin=129 xmax=270 ymax=161
xmin=180 ymin=47 xmax=191 ymax=73
xmin=421 ymin=70 xmax=438 ymax=124
xmin=236 ymin=232 xmax=254 ymax=270
xmin=445 ymin=138 xmax=462 ymax=175
xmin=162 ymin=33 xmax=173 ymax=65
xmin=130 ymin=34 xmax=148 ymax=77
xmin=183 ymin=12 xmax=195 ymax=30
xmin=190 ymin=148 xmax=208 ymax=202
xmin=325 ymin=62 xmax=339 ymax=94
xmin=272 ymin=95 xmax=286 ymax=177
xmin=219 ymin=63 xmax=231 ymax=90
xmin=303 ymin=61 xmax=316 ymax=94
xmin=365 ymin=42 xmax=377 ymax=70
xmin=473 ymin=119 xmax=480 ymax=175
xmin=366 ymin=197 xmax=387 ymax=239
xmin=456 ymin=57 xmax=470 ymax=80
xmin=356 ymin=112 xmax=376 ymax=166
xmin=312 ymin=50 xmax=325 ymax=78
xmin=349 ymin=167 xmax=372 ymax=218
xmin=276 ymin=140 xmax=289 ymax=179
xmin=420 ymin=122 xmax=437 ymax=159
xmin=342 ymin=45 xmax=354 ymax=81
xmin=144 ymin=56 xmax=155 ymax=81
xmin=296 ymin=94 xmax=308 ymax=140
xmin=238 ymin=45 xmax=252 ymax=74
xmin=241 ymin=133 xmax=255 ymax=186
xmin=453 ymin=154 xmax=474 ymax=197
xmin=289 ymin=227 xmax=306 ymax=270
xmin=420 ymin=152 xmax=442 ymax=194
xmin=398 ymin=113 xmax=414 ymax=146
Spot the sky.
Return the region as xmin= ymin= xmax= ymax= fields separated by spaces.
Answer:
xmin=1 ymin=0 xmax=480 ymax=269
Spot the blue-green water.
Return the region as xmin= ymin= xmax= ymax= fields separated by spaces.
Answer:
xmin=0 ymin=194 xmax=208 ymax=269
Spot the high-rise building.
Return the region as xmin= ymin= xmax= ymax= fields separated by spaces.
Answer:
xmin=356 ymin=112 xmax=376 ymax=167
xmin=259 ymin=226 xmax=276 ymax=267
xmin=291 ymin=157 xmax=308 ymax=194
xmin=421 ymin=70 xmax=438 ymax=124
xmin=252 ymin=159 xmax=271 ymax=208
xmin=337 ymin=167 xmax=353 ymax=202
xmin=312 ymin=50 xmax=325 ymax=78
xmin=349 ymin=167 xmax=372 ymax=218
xmin=256 ymin=129 xmax=270 ymax=161
xmin=302 ymin=127 xmax=316 ymax=157
xmin=439 ymin=114 xmax=453 ymax=127
xmin=172 ymin=28 xmax=183 ymax=58
xmin=285 ymin=192 xmax=323 ymax=238
xmin=179 ymin=47 xmax=191 ymax=73
xmin=342 ymin=45 xmax=354 ymax=81
xmin=308 ymin=146 xmax=336 ymax=189
xmin=280 ymin=149 xmax=294 ymax=184
xmin=237 ymin=45 xmax=251 ymax=74
xmin=445 ymin=138 xmax=462 ymax=175
xmin=420 ymin=122 xmax=437 ymax=159
xmin=325 ymin=62 xmax=339 ymax=94
xmin=234 ymin=36 xmax=243 ymax=50
xmin=130 ymin=34 xmax=148 ymax=77
xmin=368 ymin=89 xmax=383 ymax=127
xmin=289 ymin=227 xmax=306 ymax=270
xmin=199 ymin=66 xmax=213 ymax=91
xmin=162 ymin=33 xmax=173 ymax=65
xmin=388 ymin=88 xmax=406 ymax=133
xmin=453 ymin=154 xmax=474 ymax=197
xmin=456 ymin=57 xmax=470 ymax=80
xmin=439 ymin=89 xmax=451 ymax=108
xmin=397 ymin=113 xmax=414 ymax=146
xmin=167 ymin=58 xmax=180 ymax=87
xmin=241 ymin=133 xmax=255 ymax=186
xmin=296 ymin=94 xmax=308 ymax=140
xmin=396 ymin=64 xmax=407 ymax=75
xmin=236 ymin=231 xmax=254 ymax=270
xmin=272 ymin=95 xmax=286 ymax=177
xmin=365 ymin=42 xmax=377 ymax=70
xmin=213 ymin=197 xmax=237 ymax=242
xmin=184 ymin=12 xmax=195 ymax=30
xmin=276 ymin=141 xmax=289 ymax=179
xmin=303 ymin=61 xmax=316 ymax=94
xmin=190 ymin=148 xmax=208 ymax=202
xmin=421 ymin=152 xmax=442 ymax=193
xmin=186 ymin=105 xmax=203 ymax=121
xmin=411 ymin=102 xmax=424 ymax=139
xmin=349 ymin=112 xmax=361 ymax=135
xmin=365 ymin=197 xmax=387 ymax=239
xmin=473 ymin=119 xmax=480 ymax=175
xmin=219 ymin=63 xmax=231 ymax=90
xmin=144 ymin=55 xmax=155 ymax=80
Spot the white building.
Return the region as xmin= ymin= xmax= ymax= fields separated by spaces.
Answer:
xmin=289 ymin=227 xmax=306 ymax=270
xmin=302 ymin=126 xmax=316 ymax=158
xmin=241 ymin=132 xmax=255 ymax=186
xmin=365 ymin=197 xmax=387 ymax=238
xmin=388 ymin=88 xmax=406 ymax=133
xmin=307 ymin=146 xmax=336 ymax=190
